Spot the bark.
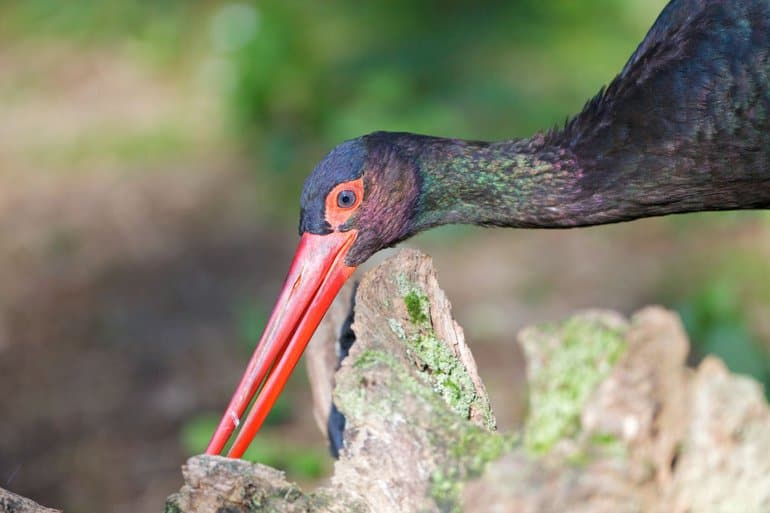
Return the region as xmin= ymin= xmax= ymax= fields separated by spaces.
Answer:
xmin=165 ymin=249 xmax=770 ymax=513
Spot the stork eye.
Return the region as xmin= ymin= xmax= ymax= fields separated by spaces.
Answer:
xmin=337 ymin=190 xmax=357 ymax=208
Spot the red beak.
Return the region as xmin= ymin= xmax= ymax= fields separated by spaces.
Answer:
xmin=206 ymin=231 xmax=357 ymax=458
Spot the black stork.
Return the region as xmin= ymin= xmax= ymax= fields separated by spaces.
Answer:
xmin=207 ymin=0 xmax=770 ymax=457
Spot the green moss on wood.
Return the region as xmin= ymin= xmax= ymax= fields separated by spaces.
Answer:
xmin=453 ymin=427 xmax=516 ymax=477
xmin=407 ymin=332 xmax=478 ymax=421
xmin=404 ymin=290 xmax=429 ymax=324
xmin=243 ymin=481 xmax=343 ymax=513
xmin=430 ymin=427 xmax=518 ymax=512
xmin=523 ymin=316 xmax=627 ymax=454
xmin=589 ymin=432 xmax=627 ymax=459
xmin=387 ymin=318 xmax=407 ymax=340
xmin=398 ymin=281 xmax=494 ymax=428
xmin=163 ymin=499 xmax=182 ymax=513
xmin=337 ymin=347 xmax=435 ymax=424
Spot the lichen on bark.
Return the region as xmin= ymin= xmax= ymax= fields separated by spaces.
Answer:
xmin=521 ymin=313 xmax=628 ymax=454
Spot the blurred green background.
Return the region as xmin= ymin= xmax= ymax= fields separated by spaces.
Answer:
xmin=1 ymin=1 xmax=769 ymax=512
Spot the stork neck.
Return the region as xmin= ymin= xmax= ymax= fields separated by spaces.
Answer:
xmin=407 ymin=132 xmax=770 ymax=231
xmin=411 ymin=135 xmax=587 ymax=230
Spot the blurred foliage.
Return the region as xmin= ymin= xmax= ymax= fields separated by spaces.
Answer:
xmin=0 ymin=0 xmax=668 ymax=214
xmin=0 ymin=1 xmax=197 ymax=66
xmin=35 ymin=122 xmax=193 ymax=168
xmin=666 ymin=239 xmax=770 ymax=393
xmin=181 ymin=413 xmax=329 ymax=480
xmin=218 ymin=0 xmax=668 ymax=209
xmin=678 ymin=280 xmax=770 ymax=387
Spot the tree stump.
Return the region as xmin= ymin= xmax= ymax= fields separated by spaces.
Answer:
xmin=164 ymin=249 xmax=770 ymax=513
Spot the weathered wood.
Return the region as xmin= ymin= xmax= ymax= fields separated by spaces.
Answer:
xmin=463 ymin=309 xmax=770 ymax=513
xmin=0 ymin=487 xmax=59 ymax=513
xmin=166 ymin=249 xmax=770 ymax=513
xmin=167 ymin=249 xmax=502 ymax=513
xmin=164 ymin=456 xmax=347 ymax=513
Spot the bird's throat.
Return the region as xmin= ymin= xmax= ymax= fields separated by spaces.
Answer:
xmin=411 ymin=135 xmax=590 ymax=231
xmin=405 ymin=130 xmax=770 ymax=233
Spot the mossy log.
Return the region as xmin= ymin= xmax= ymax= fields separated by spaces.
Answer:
xmin=165 ymin=249 xmax=770 ymax=513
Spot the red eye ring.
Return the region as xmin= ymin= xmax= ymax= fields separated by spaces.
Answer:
xmin=325 ymin=178 xmax=364 ymax=228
